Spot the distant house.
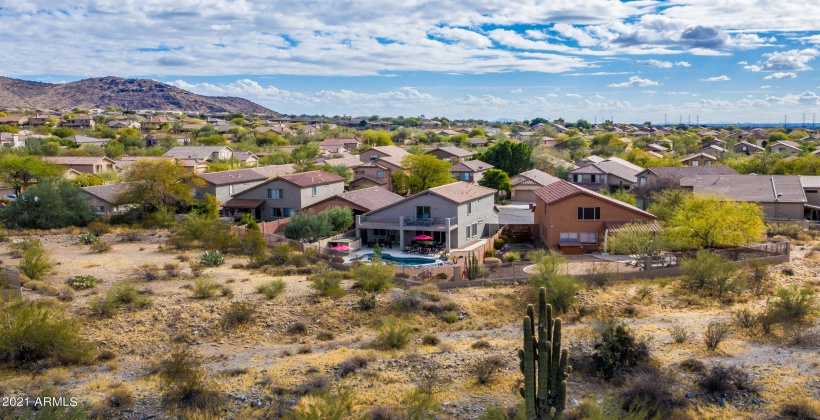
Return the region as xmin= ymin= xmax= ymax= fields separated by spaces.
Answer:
xmin=80 ymin=183 xmax=129 ymax=217
xmin=800 ymin=176 xmax=820 ymax=221
xmin=163 ymin=146 xmax=234 ymax=162
xmin=28 ymin=114 xmax=60 ymax=127
xmin=319 ymin=138 xmax=361 ymax=153
xmin=466 ymin=137 xmax=490 ymax=147
xmin=679 ymin=152 xmax=718 ymax=167
xmin=533 ymin=180 xmax=656 ymax=253
xmin=427 ymin=146 xmax=473 ymax=162
xmin=350 ymin=161 xmax=394 ymax=191
xmin=44 ymin=156 xmax=118 ymax=175
xmin=510 ymin=169 xmax=562 ymax=202
xmin=451 ymin=160 xmax=493 ymax=184
xmin=733 ymin=141 xmax=765 ymax=155
xmin=633 ymin=165 xmax=738 ymax=209
xmin=233 ymin=151 xmax=259 ymax=167
xmin=223 ymin=170 xmax=345 ymax=221
xmin=699 ymin=144 xmax=727 ymax=157
xmin=61 ymin=114 xmax=95 ymax=129
xmin=303 ymin=186 xmax=404 ymax=217
xmin=680 ymin=174 xmax=806 ymax=220
xmin=574 ymin=155 xmax=606 ymax=168
xmin=358 ymin=146 xmax=408 ymax=163
xmin=568 ymin=157 xmax=643 ymax=192
xmin=770 ymin=140 xmax=802 ymax=155
xmin=0 ymin=114 xmax=28 ymax=125
xmin=107 ymin=119 xmax=141 ymax=130
xmin=195 ymin=164 xmax=295 ymax=205
xmin=0 ymin=132 xmax=23 ymax=148
xmin=68 ymin=135 xmax=110 ymax=147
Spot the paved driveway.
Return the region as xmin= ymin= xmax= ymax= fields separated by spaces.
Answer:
xmin=496 ymin=201 xmax=534 ymax=224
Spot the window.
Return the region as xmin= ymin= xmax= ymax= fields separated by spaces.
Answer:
xmin=312 ymin=186 xmax=317 ymax=196
xmin=193 ymin=190 xmax=201 ymax=198
xmin=467 ymin=202 xmax=472 ymax=215
xmin=638 ymin=177 xmax=646 ymax=187
xmin=807 ymin=190 xmax=818 ymax=193
xmin=283 ymin=208 xmax=294 ymax=217
xmin=573 ymin=174 xmax=580 ymax=182
xmin=370 ymin=154 xmax=379 ymax=161
xmin=267 ymin=188 xmax=283 ymax=199
xmin=559 ymin=232 xmax=578 ymax=243
xmin=590 ymin=174 xmax=597 ymax=183
xmin=577 ymin=207 xmax=601 ymax=220
xmin=377 ymin=171 xmax=384 ymax=178
xmin=416 ymin=206 xmax=431 ymax=218
xmin=271 ymin=208 xmax=283 ymax=218
xmin=691 ymin=160 xmax=699 ymax=167
xmin=460 ymin=172 xmax=470 ymax=181
xmin=98 ymin=206 xmax=105 ymax=212
xmin=741 ymin=146 xmax=748 ymax=152
xmin=472 ymin=223 xmax=478 ymax=237
xmin=579 ymin=232 xmax=597 ymax=244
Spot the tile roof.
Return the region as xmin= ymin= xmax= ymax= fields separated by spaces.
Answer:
xmin=329 ymin=186 xmax=404 ymax=212
xmin=512 ymin=169 xmax=562 ymax=187
xmin=222 ymin=198 xmax=266 ymax=208
xmin=233 ymin=151 xmax=258 ymax=161
xmin=44 ymin=156 xmax=115 ymax=165
xmin=163 ymin=146 xmax=232 ymax=159
xmin=799 ymin=176 xmax=820 ymax=189
xmin=679 ymin=152 xmax=718 ymax=162
xmin=199 ymin=168 xmax=268 ymax=186
xmin=322 ymin=157 xmax=365 ymax=169
xmin=451 ymin=160 xmax=493 ymax=172
xmin=278 ymin=170 xmax=345 ymax=187
xmin=361 ymin=146 xmax=408 ymax=158
xmin=533 ymin=180 xmax=656 ymax=218
xmin=771 ymin=140 xmax=801 ymax=150
xmin=320 ymin=138 xmax=360 ymax=146
xmin=429 ymin=146 xmax=473 ymax=158
xmin=570 ymin=160 xmax=641 ymax=183
xmin=81 ymin=183 xmax=128 ymax=203
xmin=680 ymin=174 xmax=806 ymax=203
xmin=68 ymin=135 xmax=109 ymax=144
xmin=428 ymin=181 xmax=497 ymax=204
xmin=640 ymin=166 xmax=738 ymax=180
xmin=251 ymin=164 xmax=295 ymax=178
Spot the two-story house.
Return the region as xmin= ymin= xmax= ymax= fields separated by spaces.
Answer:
xmin=450 ymin=160 xmax=493 ymax=183
xmin=223 ymin=170 xmax=345 ymax=221
xmin=680 ymin=174 xmax=806 ymax=220
xmin=355 ymin=182 xmax=498 ymax=252
xmin=44 ymin=156 xmax=118 ymax=175
xmin=510 ymin=169 xmax=561 ymax=202
xmin=770 ymin=140 xmax=802 ymax=155
xmin=533 ymin=180 xmax=657 ymax=253
xmin=80 ymin=183 xmax=130 ymax=217
xmin=632 ymin=166 xmax=738 ymax=209
xmin=163 ymin=146 xmax=234 ymax=162
xmin=568 ymin=157 xmax=643 ymax=192
xmin=679 ymin=152 xmax=718 ymax=167
xmin=195 ymin=164 xmax=295 ymax=205
xmin=427 ymin=146 xmax=473 ymax=162
xmin=61 ymin=114 xmax=95 ymax=129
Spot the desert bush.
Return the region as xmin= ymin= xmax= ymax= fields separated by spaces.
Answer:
xmin=290 ymin=386 xmax=356 ymax=419
xmin=337 ymin=355 xmax=369 ymax=377
xmin=358 ymin=293 xmax=377 ymax=311
xmin=331 ymin=256 xmax=344 ymax=264
xmin=777 ymin=398 xmax=820 ymax=420
xmin=436 ymin=272 xmax=449 ymax=280
xmin=678 ymin=358 xmax=706 ymax=373
xmin=373 ymin=317 xmax=413 ymax=350
xmin=106 ymin=384 xmax=136 ymax=408
xmin=316 ymin=331 xmax=334 ymax=341
xmin=69 ymin=275 xmax=101 ymax=290
xmin=256 ymin=279 xmax=286 ymax=299
xmin=484 ymin=257 xmax=503 ymax=270
xmin=493 ymin=238 xmax=505 ymax=250
xmin=158 ymin=345 xmax=222 ymax=410
xmin=288 ymin=321 xmax=308 ymax=335
xmin=119 ymin=229 xmax=141 ymax=242
xmin=142 ymin=206 xmax=175 ymax=229
xmin=79 ymin=232 xmax=97 ymax=244
xmin=620 ymin=367 xmax=685 ymax=417
xmin=669 ymin=324 xmax=690 ymax=343
xmin=0 ymin=298 xmax=92 ymax=366
xmin=189 ymin=261 xmax=204 ymax=278
xmin=681 ymin=251 xmax=743 ymax=300
xmin=283 ymin=210 xmax=334 ymax=242
xmin=89 ymin=296 xmax=117 ymax=318
xmin=353 ymin=261 xmax=394 ymax=293
xmin=108 ymin=282 xmax=151 ymax=308
xmin=590 ymin=317 xmax=652 ymax=381
xmin=220 ymin=302 xmax=256 ymax=329
xmin=191 ymin=278 xmax=220 ymax=299
xmin=421 ymin=334 xmax=440 ymax=346
xmin=308 ymin=271 xmax=345 ymax=297
xmin=703 ymin=321 xmax=731 ymax=351
xmin=767 ymin=285 xmax=819 ymax=325
xmin=238 ymin=228 xmax=266 ymax=258
xmin=442 ymin=310 xmax=459 ymax=323
xmin=201 ymin=250 xmax=225 ymax=267
xmin=168 ymin=214 xmax=238 ymax=252
xmin=504 ymin=251 xmax=521 ymax=262
xmin=485 ymin=249 xmax=496 ymax=258
xmin=698 ymin=364 xmax=757 ymax=394
xmin=87 ymin=221 xmax=111 ymax=236
xmin=9 ymin=237 xmax=44 ymax=258
xmin=528 ymin=251 xmax=581 ymax=312
xmin=163 ymin=263 xmax=180 ymax=278
xmin=472 ymin=340 xmax=492 ymax=350
xmin=471 ymin=355 xmax=506 ymax=385
xmin=19 ymin=246 xmax=54 ymax=279
xmin=746 ymin=259 xmax=771 ymax=295
xmin=136 ymin=264 xmax=162 ymax=281
xmin=90 ymin=239 xmax=112 ymax=253
xmin=635 ymin=283 xmax=653 ymax=302
xmin=731 ymin=307 xmax=759 ymax=330
xmin=584 ymin=263 xmax=613 ymax=289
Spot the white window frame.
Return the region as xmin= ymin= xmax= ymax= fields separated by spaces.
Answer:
xmin=579 ymin=232 xmax=597 ymax=244
xmin=559 ymin=232 xmax=578 ymax=243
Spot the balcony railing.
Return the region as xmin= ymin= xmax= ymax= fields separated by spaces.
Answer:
xmin=358 ymin=215 xmax=458 ymax=229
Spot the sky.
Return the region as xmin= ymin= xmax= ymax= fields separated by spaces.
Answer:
xmin=1 ymin=1 xmax=820 ymax=124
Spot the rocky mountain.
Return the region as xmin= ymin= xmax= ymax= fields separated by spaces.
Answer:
xmin=0 ymin=76 xmax=275 ymax=114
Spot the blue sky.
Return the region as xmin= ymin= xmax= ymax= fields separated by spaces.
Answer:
xmin=1 ymin=1 xmax=819 ymax=123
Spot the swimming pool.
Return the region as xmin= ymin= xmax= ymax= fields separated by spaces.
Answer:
xmin=364 ymin=253 xmax=438 ymax=266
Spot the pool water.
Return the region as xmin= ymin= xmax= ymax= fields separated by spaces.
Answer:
xmin=364 ymin=253 xmax=438 ymax=266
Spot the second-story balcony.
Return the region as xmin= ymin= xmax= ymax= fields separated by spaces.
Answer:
xmin=357 ymin=215 xmax=458 ymax=231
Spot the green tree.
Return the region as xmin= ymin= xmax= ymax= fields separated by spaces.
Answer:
xmin=259 ymin=150 xmax=292 ymax=165
xmin=608 ymin=223 xmax=665 ymax=270
xmin=361 ymin=130 xmax=393 ymax=147
xmin=0 ymin=155 xmax=61 ymax=195
xmin=69 ymin=173 xmax=104 ymax=188
xmin=646 ymin=189 xmax=691 ymax=222
xmin=104 ymin=141 xmax=125 ymax=159
xmin=597 ymin=189 xmax=636 ymax=206
xmin=290 ymin=144 xmax=320 ymax=165
xmin=323 ymin=206 xmax=354 ymax=231
xmin=0 ymin=178 xmax=97 ymax=229
xmin=478 ymin=168 xmax=511 ymax=198
xmin=52 ymin=127 xmax=76 ymax=138
xmin=768 ymin=132 xmax=789 ymax=142
xmin=468 ymin=127 xmax=486 ymax=138
xmin=400 ymin=154 xmax=454 ymax=194
xmin=665 ymin=195 xmax=765 ymax=249
xmin=476 ymin=141 xmax=533 ymax=176
xmin=283 ymin=210 xmax=332 ymax=242
xmin=321 ymin=164 xmax=353 ymax=183
xmin=115 ymin=159 xmax=204 ymax=213
xmin=681 ymin=251 xmax=744 ymax=299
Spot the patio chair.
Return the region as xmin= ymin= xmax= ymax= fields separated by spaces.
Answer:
xmin=403 ymin=245 xmax=412 ymax=253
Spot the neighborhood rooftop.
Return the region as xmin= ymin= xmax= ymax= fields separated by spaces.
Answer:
xmin=278 ymin=170 xmax=345 ymax=187
xmin=680 ymin=174 xmax=806 ymax=203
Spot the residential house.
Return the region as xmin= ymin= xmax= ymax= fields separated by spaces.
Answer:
xmin=177 ymin=159 xmax=210 ymax=174
xmin=770 ymin=140 xmax=802 ymax=155
xmin=510 ymin=169 xmax=562 ymax=202
xmin=319 ymin=138 xmax=361 ymax=153
xmin=574 ymin=155 xmax=606 ymax=168
xmin=69 ymin=135 xmax=110 ymax=147
xmin=568 ymin=157 xmax=643 ymax=192
xmin=163 ymin=146 xmax=234 ymax=162
xmin=223 ymin=170 xmax=345 ymax=221
xmin=28 ymin=114 xmax=60 ymax=127
xmin=195 ymin=164 xmax=295 ymax=204
xmin=350 ymin=161 xmax=394 ymax=191
xmin=141 ymin=116 xmax=173 ymax=131
xmin=358 ymin=146 xmax=408 ymax=163
xmin=436 ymin=129 xmax=459 ymax=137
xmin=44 ymin=156 xmax=118 ymax=175
xmin=420 ymin=119 xmax=442 ymax=129
xmin=355 ymin=182 xmax=498 ymax=251
xmin=800 ymin=176 xmax=820 ymax=220
xmin=303 ymin=186 xmax=404 ymax=217
xmin=699 ymin=144 xmax=727 ymax=157
xmin=633 ymin=166 xmax=738 ymax=209
xmin=643 ymin=143 xmax=669 ymax=154
xmin=233 ymin=151 xmax=259 ymax=167
xmin=680 ymin=174 xmax=806 ymax=220
xmin=107 ymin=119 xmax=141 ymax=130
xmin=733 ymin=141 xmax=765 ymax=155
xmin=0 ymin=114 xmax=28 ymax=125
xmin=320 ymin=157 xmax=366 ymax=170
xmin=515 ymin=131 xmax=535 ymax=141
xmin=466 ymin=137 xmax=490 ymax=147
xmin=0 ymin=132 xmax=22 ymax=148
xmin=451 ymin=160 xmax=493 ymax=184
xmin=427 ymin=146 xmax=473 ymax=162
xmin=61 ymin=114 xmax=95 ymax=129
xmin=679 ymin=152 xmax=718 ymax=167
xmin=80 ymin=183 xmax=129 ymax=217
xmin=533 ymin=180 xmax=656 ymax=253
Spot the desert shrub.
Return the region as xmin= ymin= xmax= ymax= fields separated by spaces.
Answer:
xmin=681 ymin=251 xmax=743 ymax=299
xmin=373 ymin=317 xmax=413 ymax=350
xmin=353 ymin=261 xmax=394 ymax=293
xmin=367 ymin=405 xmax=405 ymax=420
xmin=504 ymin=251 xmax=521 ymax=262
xmin=308 ymin=271 xmax=345 ymax=297
xmin=0 ymin=298 xmax=92 ymax=366
xmin=239 ymin=229 xmax=266 ymax=258
xmin=584 ymin=263 xmax=613 ymax=289
xmin=9 ymin=237 xmax=44 ymax=258
xmin=698 ymin=364 xmax=757 ymax=395
xmin=69 ymin=275 xmax=101 ymax=290
xmin=403 ymin=386 xmax=441 ymax=420
xmin=294 ymin=375 xmax=332 ymax=396
xmin=528 ymin=251 xmax=581 ymax=312
xmin=19 ymin=245 xmax=54 ymax=280
xmin=590 ymin=317 xmax=652 ymax=381
xmin=220 ymin=302 xmax=256 ymax=329
xmin=89 ymin=296 xmax=117 ymax=318
xmin=189 ymin=261 xmax=204 ymax=278
xmin=484 ymin=257 xmax=503 ymax=270
xmin=337 ymin=355 xmax=369 ymax=377
xmin=201 ymin=250 xmax=225 ymax=267
xmin=746 ymin=259 xmax=771 ymax=295
xmin=288 ymin=321 xmax=308 ymax=335
xmin=331 ymin=256 xmax=344 ymax=264
xmin=436 ymin=272 xmax=449 ymax=280
xmin=669 ymin=324 xmax=690 ymax=343
xmin=485 ymin=249 xmax=496 ymax=258
xmin=678 ymin=358 xmax=706 ymax=373
xmin=108 ymin=282 xmax=151 ymax=308
xmin=119 ymin=229 xmax=141 ymax=242
xmin=87 ymin=220 xmax=111 ymax=236
xmin=290 ymin=386 xmax=356 ymax=419
xmin=493 ymin=238 xmax=505 ymax=250
xmin=703 ymin=321 xmax=731 ymax=351
xmin=163 ymin=263 xmax=180 ymax=278
xmin=136 ymin=264 xmax=162 ymax=281
xmin=620 ymin=367 xmax=685 ymax=417
xmin=191 ymin=278 xmax=220 ymax=299
xmin=79 ymin=232 xmax=97 ymax=244
xmin=219 ymin=285 xmax=233 ymax=297
xmin=635 ymin=284 xmax=653 ymax=302
xmin=283 ymin=210 xmax=333 ymax=242
xmin=158 ymin=345 xmax=222 ymax=410
xmin=256 ymin=279 xmax=286 ymax=299
xmin=442 ymin=310 xmax=459 ymax=323
xmin=142 ymin=206 xmax=175 ymax=229
xmin=421 ymin=334 xmax=440 ymax=346
xmin=168 ymin=214 xmax=238 ymax=252
xmin=358 ymin=293 xmax=377 ymax=311
xmin=472 ymin=340 xmax=492 ymax=350
xmin=90 ymin=239 xmax=112 ymax=253
xmin=316 ymin=331 xmax=334 ymax=341
xmin=777 ymin=398 xmax=820 ymax=420
xmin=767 ymin=285 xmax=819 ymax=325
xmin=732 ymin=307 xmax=759 ymax=330
xmin=471 ymin=355 xmax=506 ymax=385
xmin=106 ymin=384 xmax=136 ymax=408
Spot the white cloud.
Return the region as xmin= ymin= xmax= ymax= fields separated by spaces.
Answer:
xmin=765 ymin=91 xmax=820 ymax=105
xmin=635 ymin=59 xmax=673 ymax=68
xmin=608 ymin=76 xmax=659 ymax=87
xmin=565 ymin=93 xmax=583 ymax=98
xmin=763 ymin=72 xmax=797 ymax=79
xmin=744 ymin=49 xmax=819 ymax=72
xmin=702 ymin=75 xmax=731 ymax=81
xmin=510 ymin=88 xmax=522 ymax=93
xmin=760 ymin=85 xmax=771 ymax=88
xmin=675 ymin=61 xmax=691 ymax=67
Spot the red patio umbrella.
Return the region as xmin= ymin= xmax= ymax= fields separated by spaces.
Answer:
xmin=331 ymin=244 xmax=352 ymax=251
xmin=413 ymin=234 xmax=433 ymax=240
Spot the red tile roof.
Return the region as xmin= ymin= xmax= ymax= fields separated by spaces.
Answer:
xmin=533 ymin=180 xmax=655 ymax=218
xmin=278 ymin=170 xmax=344 ymax=187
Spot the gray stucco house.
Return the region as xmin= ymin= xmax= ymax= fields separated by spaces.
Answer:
xmin=224 ymin=170 xmax=345 ymax=221
xmin=355 ymin=182 xmax=499 ymax=251
xmin=194 ymin=164 xmax=295 ymax=205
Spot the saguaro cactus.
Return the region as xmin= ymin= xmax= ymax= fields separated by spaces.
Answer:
xmin=465 ymin=252 xmax=480 ymax=280
xmin=518 ymin=287 xmax=572 ymax=420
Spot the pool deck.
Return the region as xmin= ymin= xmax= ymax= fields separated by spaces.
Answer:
xmin=344 ymin=248 xmax=448 ymax=266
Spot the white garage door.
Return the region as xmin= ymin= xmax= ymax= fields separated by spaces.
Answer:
xmin=512 ymin=189 xmax=536 ymax=202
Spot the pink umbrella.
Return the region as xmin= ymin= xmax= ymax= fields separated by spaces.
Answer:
xmin=331 ymin=244 xmax=352 ymax=251
xmin=413 ymin=234 xmax=433 ymax=240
